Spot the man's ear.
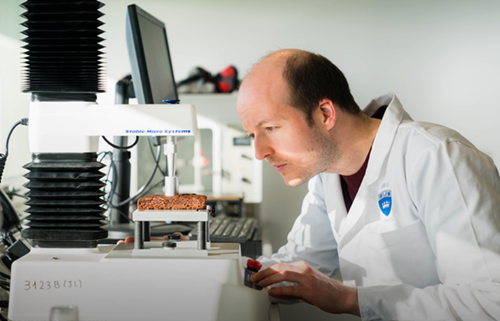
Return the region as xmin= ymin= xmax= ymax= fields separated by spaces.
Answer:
xmin=317 ymin=99 xmax=336 ymax=130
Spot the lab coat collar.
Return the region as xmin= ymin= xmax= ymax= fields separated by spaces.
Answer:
xmin=362 ymin=92 xmax=408 ymax=187
xmin=336 ymin=93 xmax=408 ymax=244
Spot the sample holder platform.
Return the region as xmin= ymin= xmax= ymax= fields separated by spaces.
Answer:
xmin=132 ymin=206 xmax=212 ymax=256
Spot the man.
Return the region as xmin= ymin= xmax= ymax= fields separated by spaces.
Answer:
xmin=237 ymin=49 xmax=500 ymax=320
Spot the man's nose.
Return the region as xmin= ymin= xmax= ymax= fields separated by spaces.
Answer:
xmin=254 ymin=137 xmax=274 ymax=160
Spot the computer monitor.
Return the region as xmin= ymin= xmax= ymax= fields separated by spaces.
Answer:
xmin=125 ymin=4 xmax=178 ymax=104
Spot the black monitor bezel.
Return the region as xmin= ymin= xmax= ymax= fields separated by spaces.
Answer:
xmin=126 ymin=4 xmax=178 ymax=104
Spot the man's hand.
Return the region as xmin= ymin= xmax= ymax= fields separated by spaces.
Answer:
xmin=250 ymin=261 xmax=360 ymax=316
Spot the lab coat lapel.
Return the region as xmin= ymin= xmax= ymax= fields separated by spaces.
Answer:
xmin=338 ymin=182 xmax=368 ymax=240
xmin=324 ymin=174 xmax=346 ymax=243
xmin=364 ymin=93 xmax=408 ymax=187
xmin=338 ymin=93 xmax=407 ymax=248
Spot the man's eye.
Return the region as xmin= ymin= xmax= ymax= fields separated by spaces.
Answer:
xmin=248 ymin=133 xmax=255 ymax=139
xmin=265 ymin=127 xmax=275 ymax=132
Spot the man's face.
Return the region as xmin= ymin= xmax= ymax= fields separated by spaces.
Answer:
xmin=237 ymin=65 xmax=337 ymax=186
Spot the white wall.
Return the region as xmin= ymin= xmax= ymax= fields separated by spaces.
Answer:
xmin=100 ymin=0 xmax=500 ymax=161
xmin=3 ymin=0 xmax=500 ymax=177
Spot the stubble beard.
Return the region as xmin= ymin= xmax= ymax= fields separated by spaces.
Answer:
xmin=286 ymin=127 xmax=340 ymax=187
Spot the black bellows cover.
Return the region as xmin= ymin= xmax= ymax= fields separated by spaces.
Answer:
xmin=21 ymin=153 xmax=108 ymax=246
xmin=20 ymin=0 xmax=106 ymax=93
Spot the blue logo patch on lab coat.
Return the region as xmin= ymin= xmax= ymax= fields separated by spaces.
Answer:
xmin=378 ymin=189 xmax=392 ymax=216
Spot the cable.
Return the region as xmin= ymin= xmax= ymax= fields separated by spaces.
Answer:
xmin=0 ymin=156 xmax=5 ymax=187
xmin=106 ymin=177 xmax=162 ymax=219
xmin=4 ymin=192 xmax=28 ymax=200
xmin=99 ymin=139 xmax=166 ymax=219
xmin=97 ymin=151 xmax=112 ymax=163
xmin=103 ymin=160 xmax=131 ymax=223
xmin=0 ymin=118 xmax=29 ymax=186
xmin=4 ymin=118 xmax=29 ymax=158
xmin=104 ymin=155 xmax=118 ymax=205
xmin=139 ymin=178 xmax=164 ymax=197
xmin=97 ymin=151 xmax=116 ymax=206
xmin=115 ymin=144 xmax=162 ymax=207
xmin=107 ymin=207 xmax=131 ymax=223
xmin=106 ymin=145 xmax=163 ymax=209
xmin=148 ymin=138 xmax=165 ymax=176
xmin=0 ymin=283 xmax=9 ymax=293
xmin=101 ymin=136 xmax=139 ymax=150
xmin=0 ymin=193 xmax=21 ymax=232
xmin=97 ymin=152 xmax=131 ymax=222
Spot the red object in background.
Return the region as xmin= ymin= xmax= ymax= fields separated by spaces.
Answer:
xmin=215 ymin=65 xmax=239 ymax=93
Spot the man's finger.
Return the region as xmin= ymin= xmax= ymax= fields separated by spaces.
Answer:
xmin=271 ymin=261 xmax=310 ymax=273
xmin=257 ymin=270 xmax=305 ymax=287
xmin=250 ymin=267 xmax=279 ymax=283
xmin=268 ymin=286 xmax=302 ymax=301
xmin=124 ymin=236 xmax=135 ymax=243
xmin=251 ymin=261 xmax=309 ymax=283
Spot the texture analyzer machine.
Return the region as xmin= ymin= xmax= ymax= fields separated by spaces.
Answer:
xmin=8 ymin=1 xmax=271 ymax=320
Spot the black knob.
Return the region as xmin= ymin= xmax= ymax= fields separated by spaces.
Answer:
xmin=162 ymin=241 xmax=177 ymax=248
xmin=168 ymin=234 xmax=182 ymax=240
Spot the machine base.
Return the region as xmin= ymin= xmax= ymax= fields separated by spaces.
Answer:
xmin=9 ymin=242 xmax=271 ymax=321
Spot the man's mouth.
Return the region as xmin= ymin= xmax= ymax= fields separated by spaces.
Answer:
xmin=273 ymin=164 xmax=286 ymax=173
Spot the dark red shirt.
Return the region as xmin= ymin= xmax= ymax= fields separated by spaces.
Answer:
xmin=340 ymin=106 xmax=387 ymax=212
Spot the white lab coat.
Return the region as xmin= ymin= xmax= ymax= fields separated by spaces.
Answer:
xmin=259 ymin=93 xmax=500 ymax=320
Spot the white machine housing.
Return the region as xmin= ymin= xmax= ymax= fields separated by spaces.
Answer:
xmin=28 ymin=101 xmax=198 ymax=153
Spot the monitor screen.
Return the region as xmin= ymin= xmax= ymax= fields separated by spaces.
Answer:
xmin=126 ymin=4 xmax=178 ymax=104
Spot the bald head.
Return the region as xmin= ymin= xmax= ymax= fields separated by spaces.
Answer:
xmin=240 ymin=49 xmax=303 ymax=104
xmin=239 ymin=49 xmax=360 ymax=125
xmin=243 ymin=49 xmax=303 ymax=82
xmin=237 ymin=50 xmax=292 ymax=117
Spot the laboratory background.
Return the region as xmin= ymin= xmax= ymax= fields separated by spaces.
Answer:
xmin=0 ymin=0 xmax=500 ymax=320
